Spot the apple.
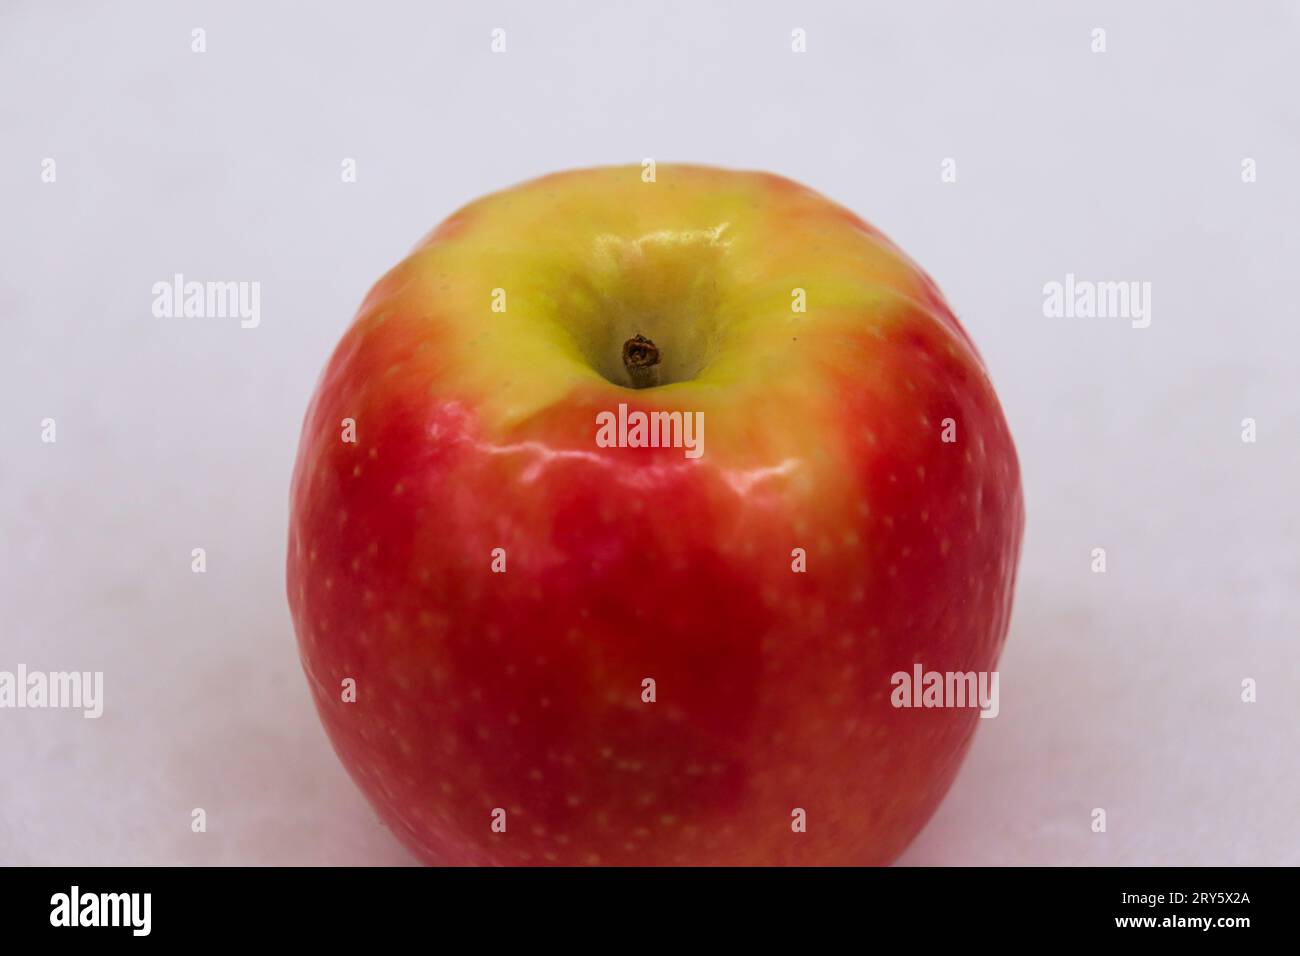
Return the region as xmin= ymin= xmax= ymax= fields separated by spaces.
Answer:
xmin=287 ymin=164 xmax=1023 ymax=865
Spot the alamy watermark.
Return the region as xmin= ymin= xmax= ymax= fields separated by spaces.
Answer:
xmin=891 ymin=664 xmax=999 ymax=719
xmin=151 ymin=273 xmax=260 ymax=328
xmin=50 ymin=886 xmax=150 ymax=936
xmin=0 ymin=665 xmax=103 ymax=718
xmin=595 ymin=403 xmax=704 ymax=459
xmin=1042 ymin=273 xmax=1151 ymax=328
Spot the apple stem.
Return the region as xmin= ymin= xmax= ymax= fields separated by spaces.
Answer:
xmin=623 ymin=334 xmax=661 ymax=389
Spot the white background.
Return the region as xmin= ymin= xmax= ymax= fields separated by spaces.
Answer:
xmin=2 ymin=1 xmax=1298 ymax=865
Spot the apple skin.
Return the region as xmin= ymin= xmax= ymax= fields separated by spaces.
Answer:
xmin=287 ymin=165 xmax=1023 ymax=865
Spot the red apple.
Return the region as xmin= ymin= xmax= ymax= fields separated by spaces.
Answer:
xmin=287 ymin=164 xmax=1023 ymax=865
